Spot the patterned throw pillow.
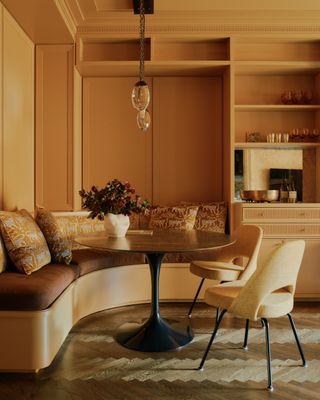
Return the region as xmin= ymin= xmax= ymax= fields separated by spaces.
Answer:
xmin=35 ymin=208 xmax=72 ymax=264
xmin=0 ymin=209 xmax=51 ymax=275
xmin=0 ymin=236 xmax=8 ymax=273
xmin=149 ymin=206 xmax=198 ymax=231
xmin=129 ymin=213 xmax=139 ymax=230
xmin=55 ymin=214 xmax=105 ymax=250
xmin=194 ymin=203 xmax=227 ymax=233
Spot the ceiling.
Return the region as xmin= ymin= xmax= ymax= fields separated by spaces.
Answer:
xmin=0 ymin=0 xmax=73 ymax=43
xmin=3 ymin=0 xmax=320 ymax=44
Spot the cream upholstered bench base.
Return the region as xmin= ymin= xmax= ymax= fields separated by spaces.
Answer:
xmin=0 ymin=262 xmax=215 ymax=372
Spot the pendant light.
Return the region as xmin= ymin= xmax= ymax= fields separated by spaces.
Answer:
xmin=132 ymin=0 xmax=151 ymax=131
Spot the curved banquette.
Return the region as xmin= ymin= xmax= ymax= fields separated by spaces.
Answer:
xmin=0 ymin=208 xmax=227 ymax=372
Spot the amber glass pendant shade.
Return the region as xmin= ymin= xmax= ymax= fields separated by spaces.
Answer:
xmin=132 ymin=80 xmax=150 ymax=111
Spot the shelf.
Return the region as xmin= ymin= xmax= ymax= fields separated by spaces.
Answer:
xmin=80 ymin=38 xmax=151 ymax=62
xmin=234 ymin=142 xmax=320 ymax=149
xmin=76 ymin=60 xmax=230 ymax=77
xmin=153 ymin=38 xmax=230 ymax=61
xmin=235 ymin=105 xmax=320 ymax=111
xmin=233 ymin=61 xmax=320 ymax=75
xmin=233 ymin=39 xmax=320 ymax=62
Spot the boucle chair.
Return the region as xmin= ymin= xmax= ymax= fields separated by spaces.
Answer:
xmin=198 ymin=240 xmax=306 ymax=391
xmin=188 ymin=224 xmax=263 ymax=319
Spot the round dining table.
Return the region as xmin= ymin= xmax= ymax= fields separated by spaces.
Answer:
xmin=76 ymin=229 xmax=234 ymax=352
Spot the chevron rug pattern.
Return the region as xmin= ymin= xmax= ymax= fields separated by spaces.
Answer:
xmin=1 ymin=304 xmax=320 ymax=400
xmin=54 ymin=326 xmax=320 ymax=383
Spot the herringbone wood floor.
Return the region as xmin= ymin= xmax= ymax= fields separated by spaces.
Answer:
xmin=0 ymin=302 xmax=320 ymax=400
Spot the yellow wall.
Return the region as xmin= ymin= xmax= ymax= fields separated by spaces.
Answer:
xmin=0 ymin=6 xmax=34 ymax=211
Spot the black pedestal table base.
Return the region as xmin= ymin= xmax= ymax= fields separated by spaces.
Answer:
xmin=115 ymin=316 xmax=193 ymax=352
xmin=115 ymin=252 xmax=194 ymax=351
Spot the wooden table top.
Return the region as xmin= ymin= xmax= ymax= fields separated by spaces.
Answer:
xmin=76 ymin=230 xmax=234 ymax=254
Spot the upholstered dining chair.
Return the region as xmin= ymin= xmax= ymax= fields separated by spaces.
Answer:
xmin=188 ymin=224 xmax=263 ymax=318
xmin=198 ymin=240 xmax=306 ymax=391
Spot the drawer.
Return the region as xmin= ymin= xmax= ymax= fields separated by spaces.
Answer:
xmin=243 ymin=207 xmax=320 ymax=222
xmin=256 ymin=223 xmax=320 ymax=237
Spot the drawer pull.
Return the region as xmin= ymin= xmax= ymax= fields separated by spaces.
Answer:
xmin=299 ymin=228 xmax=306 ymax=232
xmin=257 ymin=213 xmax=264 ymax=217
xmin=299 ymin=213 xmax=306 ymax=217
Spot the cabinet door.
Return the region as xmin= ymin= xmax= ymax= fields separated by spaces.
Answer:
xmin=36 ymin=45 xmax=74 ymax=210
xmin=82 ymin=77 xmax=152 ymax=200
xmin=153 ymin=76 xmax=223 ymax=205
xmin=258 ymin=238 xmax=320 ymax=298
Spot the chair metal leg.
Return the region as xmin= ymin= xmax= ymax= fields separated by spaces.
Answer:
xmin=261 ymin=318 xmax=273 ymax=392
xmin=243 ymin=319 xmax=250 ymax=350
xmin=188 ymin=278 xmax=205 ymax=318
xmin=215 ymin=307 xmax=220 ymax=325
xmin=198 ymin=309 xmax=227 ymax=371
xmin=287 ymin=313 xmax=308 ymax=367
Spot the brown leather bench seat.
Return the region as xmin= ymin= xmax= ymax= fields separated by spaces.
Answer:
xmin=0 ymin=249 xmax=146 ymax=311
xmin=0 ymin=263 xmax=79 ymax=311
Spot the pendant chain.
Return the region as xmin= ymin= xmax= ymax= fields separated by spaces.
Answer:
xmin=139 ymin=0 xmax=145 ymax=82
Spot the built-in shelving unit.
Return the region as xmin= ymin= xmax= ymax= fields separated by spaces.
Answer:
xmin=74 ymin=32 xmax=320 ymax=208
xmin=76 ymin=36 xmax=231 ymax=76
xmin=235 ymin=105 xmax=320 ymax=111
xmin=235 ymin=142 xmax=320 ymax=149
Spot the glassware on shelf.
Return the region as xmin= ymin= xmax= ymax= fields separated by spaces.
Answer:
xmin=266 ymin=132 xmax=275 ymax=142
xmin=288 ymin=176 xmax=297 ymax=203
xmin=289 ymin=128 xmax=320 ymax=142
xmin=275 ymin=133 xmax=282 ymax=143
xmin=281 ymin=91 xmax=293 ymax=105
xmin=282 ymin=133 xmax=289 ymax=143
xmin=281 ymin=89 xmax=313 ymax=105
xmin=302 ymin=90 xmax=313 ymax=104
xmin=266 ymin=132 xmax=289 ymax=143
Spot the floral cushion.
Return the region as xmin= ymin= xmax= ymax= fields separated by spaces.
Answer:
xmin=35 ymin=208 xmax=72 ymax=264
xmin=194 ymin=203 xmax=227 ymax=233
xmin=149 ymin=206 xmax=198 ymax=231
xmin=0 ymin=236 xmax=8 ymax=273
xmin=55 ymin=215 xmax=105 ymax=250
xmin=129 ymin=213 xmax=139 ymax=230
xmin=0 ymin=209 xmax=51 ymax=275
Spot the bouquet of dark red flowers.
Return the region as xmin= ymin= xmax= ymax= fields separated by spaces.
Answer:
xmin=79 ymin=179 xmax=150 ymax=221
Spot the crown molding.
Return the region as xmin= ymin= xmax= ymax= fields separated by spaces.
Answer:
xmin=77 ymin=23 xmax=320 ymax=35
xmin=55 ymin=0 xmax=78 ymax=39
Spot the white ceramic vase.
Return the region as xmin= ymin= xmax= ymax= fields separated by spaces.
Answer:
xmin=104 ymin=213 xmax=130 ymax=237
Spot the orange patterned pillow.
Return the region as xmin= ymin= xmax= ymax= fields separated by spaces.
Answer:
xmin=35 ymin=208 xmax=72 ymax=264
xmin=0 ymin=210 xmax=51 ymax=275
xmin=194 ymin=203 xmax=227 ymax=233
xmin=129 ymin=213 xmax=139 ymax=230
xmin=54 ymin=214 xmax=105 ymax=250
xmin=0 ymin=236 xmax=8 ymax=273
xmin=149 ymin=206 xmax=198 ymax=231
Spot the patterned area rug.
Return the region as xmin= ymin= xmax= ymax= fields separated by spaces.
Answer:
xmin=52 ymin=325 xmax=320 ymax=383
xmin=1 ymin=305 xmax=320 ymax=400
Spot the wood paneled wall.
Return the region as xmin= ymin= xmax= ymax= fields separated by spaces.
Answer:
xmin=82 ymin=76 xmax=223 ymax=205
xmin=82 ymin=77 xmax=153 ymax=200
xmin=36 ymin=44 xmax=74 ymax=210
xmin=0 ymin=7 xmax=34 ymax=211
xmin=153 ymin=76 xmax=223 ymax=205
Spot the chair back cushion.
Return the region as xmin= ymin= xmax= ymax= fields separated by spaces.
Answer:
xmin=229 ymin=240 xmax=305 ymax=320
